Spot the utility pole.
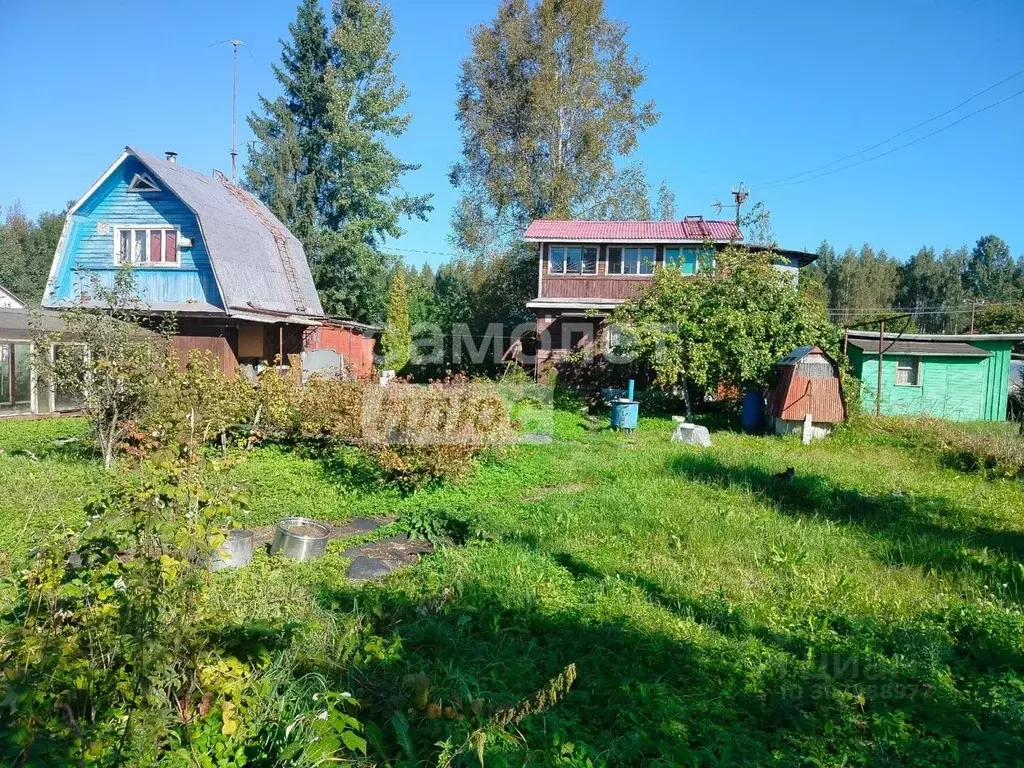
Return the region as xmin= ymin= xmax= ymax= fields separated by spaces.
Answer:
xmin=876 ymin=319 xmax=885 ymax=417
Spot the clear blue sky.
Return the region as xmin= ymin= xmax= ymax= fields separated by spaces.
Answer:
xmin=1 ymin=0 xmax=1022 ymax=267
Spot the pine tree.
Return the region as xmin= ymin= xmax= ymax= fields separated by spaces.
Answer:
xmin=246 ymin=0 xmax=330 ymax=247
xmin=246 ymin=0 xmax=432 ymax=324
xmin=381 ymin=266 xmax=412 ymax=371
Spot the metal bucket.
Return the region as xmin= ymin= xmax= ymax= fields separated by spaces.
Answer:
xmin=270 ymin=517 xmax=330 ymax=561
xmin=212 ymin=529 xmax=254 ymax=571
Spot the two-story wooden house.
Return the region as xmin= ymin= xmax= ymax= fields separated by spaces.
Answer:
xmin=43 ymin=147 xmax=326 ymax=373
xmin=520 ymin=216 xmax=817 ymax=373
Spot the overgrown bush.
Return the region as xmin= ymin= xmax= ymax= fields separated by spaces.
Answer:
xmin=0 ymin=456 xmax=240 ymax=763
xmin=852 ymin=416 xmax=1024 ymax=478
xmin=229 ymin=370 xmax=514 ymax=488
xmin=130 ymin=350 xmax=259 ymax=457
xmin=33 ymin=270 xmax=175 ymax=468
xmin=0 ymin=455 xmax=375 ymax=766
xmin=362 ymin=377 xmax=514 ymax=489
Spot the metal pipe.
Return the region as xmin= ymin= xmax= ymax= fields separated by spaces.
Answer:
xmin=876 ymin=320 xmax=885 ymax=417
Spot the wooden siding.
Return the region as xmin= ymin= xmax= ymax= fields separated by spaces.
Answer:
xmin=49 ymin=156 xmax=222 ymax=308
xmin=539 ymin=242 xmax=661 ymax=301
xmin=851 ymin=342 xmax=1014 ymax=421
xmin=969 ymin=340 xmax=1013 ymax=421
xmin=170 ymin=335 xmax=238 ymax=376
xmin=543 ymin=275 xmax=652 ymax=300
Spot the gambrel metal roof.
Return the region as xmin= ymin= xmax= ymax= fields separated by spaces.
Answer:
xmin=125 ymin=147 xmax=324 ymax=323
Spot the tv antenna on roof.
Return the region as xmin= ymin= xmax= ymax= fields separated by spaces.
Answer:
xmin=712 ymin=182 xmax=749 ymax=225
xmin=208 ymin=38 xmax=249 ymax=181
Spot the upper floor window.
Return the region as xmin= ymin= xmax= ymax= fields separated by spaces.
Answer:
xmin=127 ymin=173 xmax=160 ymax=193
xmin=115 ymin=227 xmax=179 ymax=266
xmin=665 ymin=247 xmax=701 ymax=275
xmin=607 ymin=246 xmax=655 ymax=275
xmin=549 ymin=245 xmax=597 ymax=275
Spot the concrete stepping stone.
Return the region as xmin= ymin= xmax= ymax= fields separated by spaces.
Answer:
xmin=327 ymin=515 xmax=395 ymax=539
xmin=348 ymin=555 xmax=402 ymax=581
xmin=343 ymin=533 xmax=435 ymax=582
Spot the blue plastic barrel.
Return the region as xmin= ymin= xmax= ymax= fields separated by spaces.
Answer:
xmin=610 ymin=400 xmax=639 ymax=431
xmin=741 ymin=390 xmax=765 ymax=432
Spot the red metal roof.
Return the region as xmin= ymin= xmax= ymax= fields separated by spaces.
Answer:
xmin=524 ymin=218 xmax=743 ymax=242
xmin=772 ymin=368 xmax=846 ymax=423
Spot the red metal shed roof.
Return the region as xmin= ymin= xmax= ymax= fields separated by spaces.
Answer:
xmin=524 ymin=218 xmax=743 ymax=242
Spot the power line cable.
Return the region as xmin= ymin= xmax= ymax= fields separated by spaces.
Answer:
xmin=756 ymin=86 xmax=1024 ymax=190
xmin=752 ymin=66 xmax=1024 ymax=189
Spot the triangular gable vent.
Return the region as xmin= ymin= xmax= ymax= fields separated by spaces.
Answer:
xmin=128 ymin=172 xmax=160 ymax=193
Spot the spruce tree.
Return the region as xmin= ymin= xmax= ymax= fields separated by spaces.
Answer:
xmin=381 ymin=266 xmax=412 ymax=371
xmin=246 ymin=0 xmax=432 ymax=324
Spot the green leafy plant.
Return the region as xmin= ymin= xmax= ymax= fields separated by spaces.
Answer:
xmin=611 ymin=247 xmax=841 ymax=414
xmin=33 ymin=268 xmax=176 ymax=468
xmin=0 ymin=452 xmax=243 ymax=764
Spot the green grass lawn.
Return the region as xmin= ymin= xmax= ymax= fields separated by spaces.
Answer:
xmin=2 ymin=408 xmax=1024 ymax=765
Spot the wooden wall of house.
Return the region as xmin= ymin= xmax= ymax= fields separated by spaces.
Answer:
xmin=47 ymin=156 xmax=222 ymax=308
xmin=170 ymin=335 xmax=239 ymax=377
xmin=539 ymin=243 xmax=679 ymax=301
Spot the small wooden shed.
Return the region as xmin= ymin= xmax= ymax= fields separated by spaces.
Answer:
xmin=770 ymin=346 xmax=845 ymax=439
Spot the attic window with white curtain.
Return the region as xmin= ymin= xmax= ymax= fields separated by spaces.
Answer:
xmin=115 ymin=227 xmax=179 ymax=265
xmin=127 ymin=173 xmax=160 ymax=193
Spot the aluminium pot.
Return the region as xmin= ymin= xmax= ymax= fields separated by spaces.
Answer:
xmin=212 ymin=529 xmax=255 ymax=571
xmin=270 ymin=517 xmax=330 ymax=561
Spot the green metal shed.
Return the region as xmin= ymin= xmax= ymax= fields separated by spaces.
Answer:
xmin=846 ymin=331 xmax=1024 ymax=421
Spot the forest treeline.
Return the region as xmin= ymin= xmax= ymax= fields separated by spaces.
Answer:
xmin=3 ymin=198 xmax=1022 ymax=345
xmin=802 ymin=233 xmax=1024 ymax=334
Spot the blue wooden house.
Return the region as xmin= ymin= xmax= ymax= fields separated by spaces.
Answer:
xmin=43 ymin=147 xmax=325 ymax=372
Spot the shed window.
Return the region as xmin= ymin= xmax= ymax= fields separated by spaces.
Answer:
xmin=549 ymin=245 xmax=597 ymax=275
xmin=0 ymin=342 xmax=32 ymax=414
xmin=115 ymin=227 xmax=180 ymax=265
xmin=895 ymin=356 xmax=919 ymax=386
xmin=607 ymin=246 xmax=655 ymax=275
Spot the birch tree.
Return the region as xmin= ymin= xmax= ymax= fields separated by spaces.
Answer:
xmin=449 ymin=0 xmax=658 ymax=250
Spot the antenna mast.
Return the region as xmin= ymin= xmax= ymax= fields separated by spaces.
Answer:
xmin=730 ymin=183 xmax=749 ymax=225
xmin=209 ymin=38 xmax=247 ymax=181
xmin=230 ymin=39 xmax=242 ymax=181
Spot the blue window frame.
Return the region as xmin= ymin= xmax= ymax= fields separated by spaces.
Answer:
xmin=664 ymin=247 xmax=697 ymax=275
